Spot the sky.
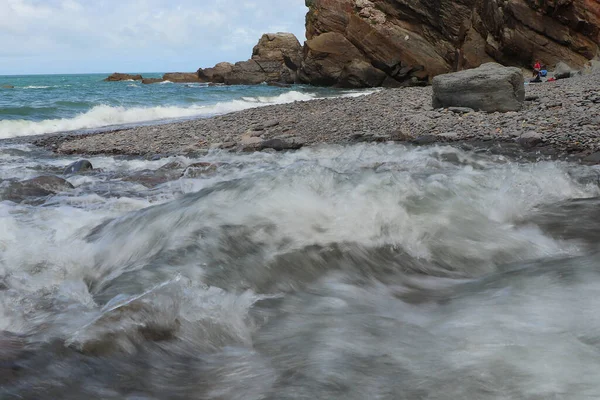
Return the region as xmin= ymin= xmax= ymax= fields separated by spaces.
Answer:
xmin=0 ymin=0 xmax=308 ymax=75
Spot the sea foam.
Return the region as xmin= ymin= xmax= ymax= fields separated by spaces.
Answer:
xmin=0 ymin=91 xmax=319 ymax=139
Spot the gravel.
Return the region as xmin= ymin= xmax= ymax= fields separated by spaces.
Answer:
xmin=33 ymin=69 xmax=600 ymax=162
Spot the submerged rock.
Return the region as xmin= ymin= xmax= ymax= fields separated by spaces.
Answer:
xmin=64 ymin=160 xmax=93 ymax=175
xmin=432 ymin=63 xmax=525 ymax=112
xmin=1 ymin=85 xmax=14 ymax=89
xmin=1 ymin=176 xmax=74 ymax=203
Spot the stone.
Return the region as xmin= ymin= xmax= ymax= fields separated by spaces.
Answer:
xmin=1 ymin=85 xmax=14 ymax=89
xmin=432 ymin=63 xmax=524 ymax=112
xmin=448 ymin=107 xmax=474 ymax=114
xmin=518 ymin=131 xmax=542 ymax=148
xmin=553 ymin=62 xmax=575 ymax=80
xmin=104 ymin=73 xmax=143 ymax=82
xmin=181 ymin=162 xmax=219 ymax=178
xmin=162 ymin=72 xmax=201 ymax=83
xmin=64 ymin=160 xmax=93 ymax=175
xmin=1 ymin=176 xmax=74 ymax=203
xmin=583 ymin=152 xmax=600 ymax=164
xmin=142 ymin=78 xmax=164 ymax=84
xmin=258 ymin=138 xmax=303 ymax=151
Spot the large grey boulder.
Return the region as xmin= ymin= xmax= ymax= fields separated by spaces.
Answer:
xmin=432 ymin=63 xmax=525 ymax=112
xmin=553 ymin=61 xmax=575 ymax=80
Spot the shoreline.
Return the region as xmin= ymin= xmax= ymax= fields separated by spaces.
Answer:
xmin=28 ymin=71 xmax=600 ymax=163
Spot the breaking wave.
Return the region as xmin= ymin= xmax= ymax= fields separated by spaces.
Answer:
xmin=0 ymin=91 xmax=320 ymax=138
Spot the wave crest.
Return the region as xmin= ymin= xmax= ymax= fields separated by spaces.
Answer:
xmin=0 ymin=91 xmax=318 ymax=138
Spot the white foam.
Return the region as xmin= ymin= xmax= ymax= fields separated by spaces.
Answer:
xmin=23 ymin=86 xmax=51 ymax=89
xmin=0 ymin=91 xmax=321 ymax=139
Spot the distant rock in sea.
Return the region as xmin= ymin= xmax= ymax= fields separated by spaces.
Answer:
xmin=104 ymin=73 xmax=143 ymax=82
xmin=1 ymin=85 xmax=14 ymax=89
xmin=198 ymin=32 xmax=303 ymax=85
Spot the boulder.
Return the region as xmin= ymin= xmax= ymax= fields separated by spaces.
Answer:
xmin=1 ymin=176 xmax=74 ymax=203
xmin=104 ymin=73 xmax=143 ymax=82
xmin=198 ymin=62 xmax=234 ymax=83
xmin=432 ymin=63 xmax=525 ymax=112
xmin=142 ymin=78 xmax=165 ymax=84
xmin=196 ymin=33 xmax=303 ymax=85
xmin=162 ymin=72 xmax=201 ymax=83
xmin=298 ymin=0 xmax=600 ymax=87
xmin=64 ymin=160 xmax=93 ymax=175
xmin=553 ymin=61 xmax=576 ymax=80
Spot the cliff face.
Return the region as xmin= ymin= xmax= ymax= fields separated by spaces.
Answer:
xmin=300 ymin=0 xmax=600 ymax=87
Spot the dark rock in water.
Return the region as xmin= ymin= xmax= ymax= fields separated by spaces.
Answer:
xmin=1 ymin=85 xmax=14 ymax=89
xmin=104 ymin=73 xmax=143 ymax=82
xmin=158 ymin=160 xmax=187 ymax=171
xmin=1 ymin=176 xmax=74 ymax=203
xmin=182 ymin=162 xmax=219 ymax=178
xmin=142 ymin=78 xmax=165 ymax=84
xmin=432 ymin=63 xmax=524 ymax=112
xmin=64 ymin=160 xmax=93 ymax=175
xmin=162 ymin=72 xmax=201 ymax=83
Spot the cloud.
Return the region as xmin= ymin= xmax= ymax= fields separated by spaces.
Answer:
xmin=0 ymin=0 xmax=308 ymax=74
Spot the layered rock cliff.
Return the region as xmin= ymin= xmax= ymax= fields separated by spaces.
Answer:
xmin=300 ymin=0 xmax=600 ymax=87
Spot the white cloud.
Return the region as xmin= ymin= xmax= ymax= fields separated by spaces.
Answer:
xmin=0 ymin=0 xmax=308 ymax=74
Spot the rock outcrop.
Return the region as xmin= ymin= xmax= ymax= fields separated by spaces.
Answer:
xmin=197 ymin=33 xmax=304 ymax=85
xmin=432 ymin=63 xmax=525 ymax=112
xmin=104 ymin=73 xmax=143 ymax=82
xmin=300 ymin=0 xmax=600 ymax=87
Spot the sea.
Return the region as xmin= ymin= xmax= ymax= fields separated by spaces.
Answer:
xmin=2 ymin=74 xmax=600 ymax=399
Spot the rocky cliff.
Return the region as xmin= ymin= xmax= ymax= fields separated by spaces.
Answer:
xmin=300 ymin=0 xmax=600 ymax=87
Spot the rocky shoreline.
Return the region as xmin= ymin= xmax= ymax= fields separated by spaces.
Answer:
xmin=32 ymin=69 xmax=600 ymax=163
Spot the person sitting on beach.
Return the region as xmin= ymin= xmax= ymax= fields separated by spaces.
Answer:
xmin=533 ymin=60 xmax=541 ymax=77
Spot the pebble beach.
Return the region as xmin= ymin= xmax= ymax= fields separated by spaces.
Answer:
xmin=32 ymin=69 xmax=600 ymax=162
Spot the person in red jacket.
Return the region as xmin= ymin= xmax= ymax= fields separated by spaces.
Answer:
xmin=533 ymin=61 xmax=541 ymax=76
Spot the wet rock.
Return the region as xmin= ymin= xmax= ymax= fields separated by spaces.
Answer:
xmin=64 ymin=159 xmax=93 ymax=175
xmin=158 ymin=160 xmax=187 ymax=171
xmin=432 ymin=63 xmax=524 ymax=112
xmin=1 ymin=176 xmax=74 ymax=202
xmin=182 ymin=162 xmax=219 ymax=178
xmin=162 ymin=72 xmax=201 ymax=83
xmin=142 ymin=78 xmax=165 ymax=84
xmin=104 ymin=73 xmax=143 ymax=82
xmin=1 ymin=85 xmax=14 ymax=89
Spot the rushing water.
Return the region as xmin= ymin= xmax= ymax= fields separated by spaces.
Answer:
xmin=2 ymin=141 xmax=600 ymax=399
